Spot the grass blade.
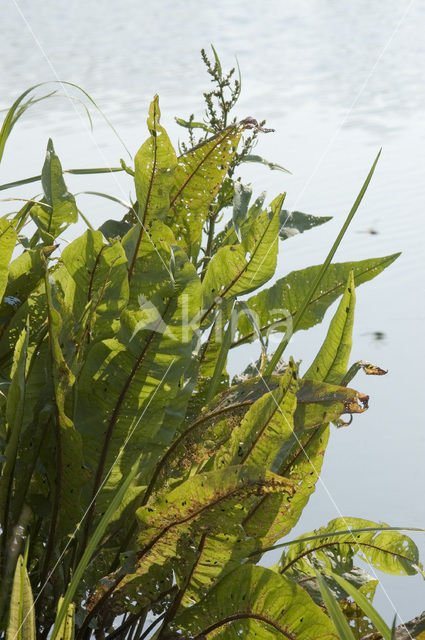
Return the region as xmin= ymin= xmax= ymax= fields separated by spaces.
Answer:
xmin=0 ymin=84 xmax=53 ymax=164
xmin=331 ymin=572 xmax=391 ymax=640
xmin=315 ymin=570 xmax=356 ymax=640
xmin=265 ymin=150 xmax=382 ymax=375
xmin=0 ymin=81 xmax=131 ymax=167
xmin=75 ymin=191 xmax=132 ymax=209
xmin=0 ymin=168 xmax=124 ymax=193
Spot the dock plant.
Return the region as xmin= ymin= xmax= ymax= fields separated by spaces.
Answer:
xmin=0 ymin=48 xmax=423 ymax=640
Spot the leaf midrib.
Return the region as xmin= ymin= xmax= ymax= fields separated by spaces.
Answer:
xmin=129 ymin=112 xmax=159 ymax=282
xmin=239 ymin=382 xmax=292 ymax=465
xmin=143 ymin=398 xmax=254 ymax=503
xmin=231 ymin=258 xmax=395 ymax=348
xmin=192 ymin=611 xmax=297 ymax=640
xmin=242 ymin=424 xmax=325 ymax=530
xmin=201 ymin=211 xmax=276 ymax=324
xmin=139 ymin=474 xmax=291 ymax=559
xmin=280 ymin=539 xmax=416 ymax=574
xmin=169 ymin=125 xmax=239 ymax=211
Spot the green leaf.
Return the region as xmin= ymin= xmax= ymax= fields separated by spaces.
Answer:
xmin=6 ymin=555 xmax=36 ymax=640
xmin=61 ymin=229 xmax=129 ymax=341
xmin=344 ymin=577 xmax=380 ymax=640
xmin=279 ymin=518 xmax=423 ymax=577
xmin=172 ymin=565 xmax=338 ymax=640
xmin=144 ymin=376 xmax=275 ymax=498
xmin=75 ymin=236 xmax=201 ymax=524
xmin=304 ymin=271 xmax=355 ymax=384
xmin=128 ymin=95 xmax=177 ymax=279
xmin=240 ymin=377 xmax=367 ymax=552
xmin=214 ymin=190 xmax=266 ymax=248
xmin=0 ymin=84 xmax=55 ymax=165
xmin=175 ymin=529 xmax=249 ymax=607
xmin=137 ymin=466 xmax=294 ymax=550
xmin=234 ymin=254 xmax=400 ymax=347
xmin=0 ymin=325 xmax=28 ymax=541
xmin=0 ymin=167 xmax=124 ymax=192
xmin=98 ymin=218 xmax=132 ymax=240
xmin=30 ymin=139 xmax=78 ymax=242
xmin=174 ymin=365 xmax=299 ymax=606
xmin=331 ymin=572 xmax=391 ymax=640
xmin=0 ymin=220 xmax=17 ymax=303
xmin=175 ymin=117 xmax=214 ymax=133
xmin=315 ymin=570 xmax=356 ymax=640
xmin=210 ymin=43 xmax=223 ymax=78
xmin=205 ymin=303 xmax=237 ymax=405
xmin=294 ymin=378 xmax=368 ymax=431
xmin=202 ymin=206 xmax=279 ymax=320
xmin=279 ymin=209 xmax=332 ymax=240
xmin=281 ymin=566 xmax=377 ymax=610
xmin=167 ymin=124 xmax=244 ymax=259
xmin=114 ymin=467 xmax=294 ymax=610
xmin=42 ymin=268 xmax=85 ymax=538
xmin=213 ymin=360 xmax=298 ymax=471
xmin=242 ymin=424 xmax=330 ymax=548
xmin=242 ymin=154 xmax=291 ymax=173
xmin=53 ymin=597 xmax=75 ymax=640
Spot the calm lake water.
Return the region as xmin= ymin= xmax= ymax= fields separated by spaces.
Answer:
xmin=1 ymin=0 xmax=425 ymax=623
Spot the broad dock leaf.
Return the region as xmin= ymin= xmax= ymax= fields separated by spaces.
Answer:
xmin=235 ymin=254 xmax=400 ymax=347
xmin=172 ymin=565 xmax=338 ymax=640
xmin=168 ymin=124 xmax=244 ymax=258
xmin=279 ymin=517 xmax=423 ymax=577
xmin=202 ymin=207 xmax=279 ymax=319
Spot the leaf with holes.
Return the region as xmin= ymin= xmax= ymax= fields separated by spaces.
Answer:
xmin=213 ymin=360 xmax=298 ymax=471
xmin=75 ymin=239 xmax=201 ymax=527
xmin=128 ymin=95 xmax=177 ymax=279
xmin=279 ymin=518 xmax=423 ymax=578
xmin=112 ymin=466 xmax=295 ymax=611
xmin=234 ymin=254 xmax=400 ymax=347
xmin=171 ymin=565 xmax=338 ymax=640
xmin=242 ymin=423 xmax=330 ymax=550
xmin=167 ymin=124 xmax=245 ymax=259
xmin=137 ymin=465 xmax=295 ymax=552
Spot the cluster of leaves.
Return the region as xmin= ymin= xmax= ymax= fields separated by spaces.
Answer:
xmin=0 ymin=49 xmax=423 ymax=640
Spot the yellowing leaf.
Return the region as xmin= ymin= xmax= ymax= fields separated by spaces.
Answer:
xmin=168 ymin=124 xmax=244 ymax=258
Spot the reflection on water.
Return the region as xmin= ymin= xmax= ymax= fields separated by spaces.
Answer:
xmin=1 ymin=0 xmax=424 ymax=621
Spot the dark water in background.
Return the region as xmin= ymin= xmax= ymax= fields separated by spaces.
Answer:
xmin=1 ymin=0 xmax=425 ymax=623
